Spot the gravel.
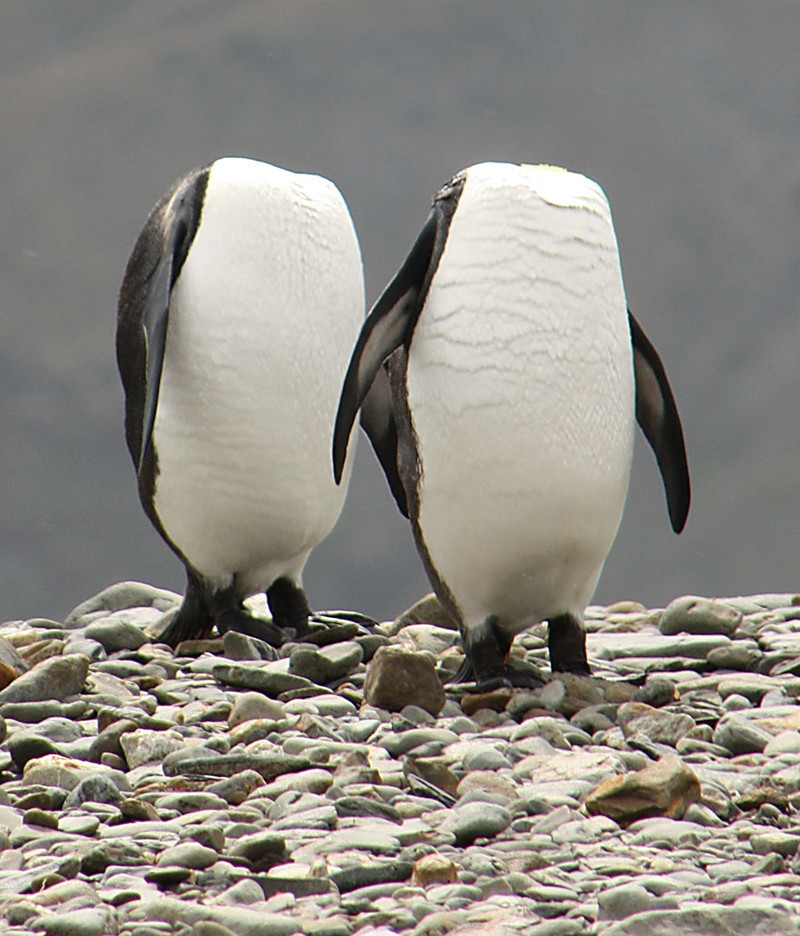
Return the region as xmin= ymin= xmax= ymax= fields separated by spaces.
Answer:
xmin=0 ymin=583 xmax=797 ymax=934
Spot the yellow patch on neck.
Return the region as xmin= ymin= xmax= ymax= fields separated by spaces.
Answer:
xmin=521 ymin=163 xmax=568 ymax=173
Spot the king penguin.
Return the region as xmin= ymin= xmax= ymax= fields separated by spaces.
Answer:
xmin=117 ymin=157 xmax=364 ymax=648
xmin=333 ymin=162 xmax=690 ymax=689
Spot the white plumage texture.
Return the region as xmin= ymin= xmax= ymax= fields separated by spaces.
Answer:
xmin=407 ymin=162 xmax=635 ymax=634
xmin=152 ymin=158 xmax=363 ymax=592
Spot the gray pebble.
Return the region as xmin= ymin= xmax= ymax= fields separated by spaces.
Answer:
xmin=156 ymin=841 xmax=219 ymax=869
xmin=212 ymin=661 xmax=315 ymax=696
xmin=439 ymin=801 xmax=511 ymax=846
xmin=85 ymin=613 xmax=150 ymax=652
xmin=63 ymin=774 xmax=124 ymax=809
xmin=288 ymin=641 xmax=363 ymax=684
xmin=713 ymin=713 xmax=773 ymax=754
xmin=597 ymin=882 xmax=653 ymax=920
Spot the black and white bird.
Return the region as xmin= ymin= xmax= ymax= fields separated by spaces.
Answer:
xmin=333 ymin=162 xmax=689 ymax=689
xmin=117 ymin=157 xmax=364 ymax=647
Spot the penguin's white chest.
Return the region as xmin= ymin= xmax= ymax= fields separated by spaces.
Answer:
xmin=151 ymin=160 xmax=363 ymax=588
xmin=407 ymin=165 xmax=635 ymax=629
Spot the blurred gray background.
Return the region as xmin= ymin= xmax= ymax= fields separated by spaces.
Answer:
xmin=2 ymin=1 xmax=799 ymax=624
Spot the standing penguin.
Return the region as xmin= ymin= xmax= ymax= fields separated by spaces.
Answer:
xmin=333 ymin=162 xmax=689 ymax=689
xmin=118 ymin=157 xmax=364 ymax=647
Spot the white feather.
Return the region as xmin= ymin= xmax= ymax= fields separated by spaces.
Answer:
xmin=152 ymin=158 xmax=364 ymax=592
xmin=407 ymin=162 xmax=635 ymax=634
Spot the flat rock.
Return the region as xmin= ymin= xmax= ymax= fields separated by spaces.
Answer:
xmin=588 ymin=632 xmax=731 ymax=660
xmin=212 ymin=661 xmax=315 ymax=696
xmin=35 ymin=907 xmax=116 ymax=936
xmin=585 ymin=755 xmax=700 ymax=822
xmin=22 ymin=755 xmax=120 ymax=792
xmin=227 ymin=692 xmax=285 ymax=727
xmin=85 ymin=612 xmax=150 ymax=652
xmin=288 ymin=641 xmax=363 ymax=684
xmin=439 ymin=801 xmax=511 ymax=846
xmin=628 ymin=816 xmax=710 ymax=847
xmin=162 ymin=752 xmax=315 ymax=782
xmin=659 ymin=596 xmax=743 ymax=637
xmin=156 ymin=841 xmax=219 ymax=869
xmin=126 ymin=897 xmax=301 ymax=936
xmin=222 ymin=630 xmax=279 ymax=662
xmin=713 ymin=714 xmax=772 ymax=754
xmin=600 ymin=904 xmax=799 ymax=935
xmin=65 ymin=581 xmax=180 ymax=627
xmin=716 ymin=673 xmax=778 ymax=703
xmin=119 ymin=729 xmax=186 ymax=768
xmin=764 ymin=730 xmax=800 ymax=755
xmin=513 ymin=749 xmax=625 ymax=784
xmin=598 ymin=883 xmax=653 ymax=921
xmin=618 ymin=703 xmax=696 ymax=746
xmin=0 ymin=653 xmax=89 ymax=703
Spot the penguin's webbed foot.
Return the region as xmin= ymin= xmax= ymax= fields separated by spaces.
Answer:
xmin=267 ymin=579 xmax=377 ymax=645
xmin=215 ymin=605 xmax=287 ymax=647
xmin=449 ymin=655 xmax=546 ymax=691
xmin=302 ymin=610 xmax=377 ymax=646
xmin=157 ymin=608 xmax=214 ymax=648
xmin=448 ymin=616 xmax=544 ymax=691
xmin=447 ymin=617 xmax=550 ymax=691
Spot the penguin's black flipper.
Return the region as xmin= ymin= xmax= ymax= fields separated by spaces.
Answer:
xmin=137 ymin=180 xmax=205 ymax=475
xmin=359 ymin=365 xmax=409 ymax=517
xmin=137 ymin=245 xmax=172 ymax=475
xmin=333 ymin=211 xmax=439 ymax=484
xmin=629 ymin=309 xmax=691 ymax=533
xmin=117 ymin=168 xmax=208 ymax=477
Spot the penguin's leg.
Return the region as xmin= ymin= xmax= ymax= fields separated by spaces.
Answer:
xmin=267 ymin=577 xmax=312 ymax=635
xmin=452 ymin=617 xmax=513 ymax=690
xmin=157 ymin=567 xmax=215 ymax=647
xmin=267 ymin=578 xmax=376 ymax=645
xmin=547 ymin=613 xmax=591 ymax=675
xmin=212 ymin=579 xmax=287 ymax=647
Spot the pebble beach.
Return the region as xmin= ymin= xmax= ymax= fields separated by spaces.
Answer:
xmin=0 ymin=583 xmax=798 ymax=935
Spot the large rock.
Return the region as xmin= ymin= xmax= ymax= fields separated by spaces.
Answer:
xmin=363 ymin=646 xmax=446 ymax=716
xmin=0 ymin=654 xmax=89 ymax=703
xmin=585 ymin=755 xmax=700 ymax=823
xmin=659 ymin=596 xmax=742 ymax=637
xmin=64 ymin=581 xmax=180 ymax=628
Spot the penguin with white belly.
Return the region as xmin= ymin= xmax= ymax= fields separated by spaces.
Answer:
xmin=333 ymin=162 xmax=690 ymax=689
xmin=117 ymin=157 xmax=365 ymax=648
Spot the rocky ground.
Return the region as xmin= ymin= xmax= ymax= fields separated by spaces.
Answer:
xmin=0 ymin=583 xmax=798 ymax=935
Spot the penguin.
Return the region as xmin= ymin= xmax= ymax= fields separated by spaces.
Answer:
xmin=333 ymin=162 xmax=690 ymax=689
xmin=117 ymin=157 xmax=364 ymax=648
